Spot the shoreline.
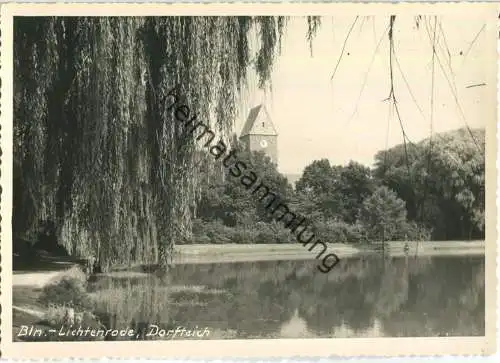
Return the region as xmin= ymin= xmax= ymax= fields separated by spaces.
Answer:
xmin=12 ymin=240 xmax=485 ymax=280
xmin=174 ymin=240 xmax=485 ymax=264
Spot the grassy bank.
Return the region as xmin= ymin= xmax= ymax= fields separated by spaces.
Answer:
xmin=13 ymin=263 xmax=103 ymax=342
xmin=174 ymin=240 xmax=485 ymax=264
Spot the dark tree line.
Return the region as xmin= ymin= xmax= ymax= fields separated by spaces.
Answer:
xmin=193 ymin=128 xmax=485 ymax=244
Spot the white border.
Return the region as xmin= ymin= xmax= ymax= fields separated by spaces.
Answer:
xmin=0 ymin=2 xmax=497 ymax=359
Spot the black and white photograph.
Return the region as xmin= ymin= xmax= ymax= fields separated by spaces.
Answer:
xmin=1 ymin=2 xmax=497 ymax=359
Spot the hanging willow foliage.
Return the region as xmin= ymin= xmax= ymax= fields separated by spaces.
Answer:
xmin=14 ymin=16 xmax=290 ymax=270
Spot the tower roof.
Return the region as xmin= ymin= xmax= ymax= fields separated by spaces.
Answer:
xmin=239 ymin=104 xmax=278 ymax=138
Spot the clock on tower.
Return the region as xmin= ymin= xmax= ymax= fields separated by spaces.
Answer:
xmin=239 ymin=104 xmax=278 ymax=165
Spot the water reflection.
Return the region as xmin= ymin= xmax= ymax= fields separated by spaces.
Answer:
xmin=89 ymin=255 xmax=485 ymax=339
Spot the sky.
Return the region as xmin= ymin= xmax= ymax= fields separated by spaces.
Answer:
xmin=234 ymin=15 xmax=493 ymax=175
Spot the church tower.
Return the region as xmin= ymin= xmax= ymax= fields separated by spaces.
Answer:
xmin=239 ymin=104 xmax=278 ymax=165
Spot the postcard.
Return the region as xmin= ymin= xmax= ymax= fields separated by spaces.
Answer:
xmin=0 ymin=2 xmax=497 ymax=359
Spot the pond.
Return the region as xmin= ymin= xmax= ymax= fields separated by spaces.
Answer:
xmin=89 ymin=255 xmax=485 ymax=340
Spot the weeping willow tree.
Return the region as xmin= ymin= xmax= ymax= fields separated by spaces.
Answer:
xmin=14 ymin=15 xmax=473 ymax=270
xmin=14 ymin=16 xmax=290 ymax=270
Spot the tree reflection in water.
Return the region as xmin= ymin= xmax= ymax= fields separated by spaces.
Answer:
xmin=90 ymin=256 xmax=485 ymax=340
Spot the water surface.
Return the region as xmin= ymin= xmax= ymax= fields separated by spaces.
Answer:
xmin=90 ymin=255 xmax=485 ymax=339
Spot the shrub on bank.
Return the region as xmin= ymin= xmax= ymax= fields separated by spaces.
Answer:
xmin=37 ymin=268 xmax=106 ymax=337
xmin=231 ymin=228 xmax=258 ymax=244
xmin=202 ymin=220 xmax=233 ymax=244
xmin=39 ymin=275 xmax=91 ymax=310
xmin=190 ymin=234 xmax=212 ymax=244
xmin=254 ymin=227 xmax=276 ymax=244
xmin=314 ymin=219 xmax=366 ymax=243
xmin=189 ymin=219 xmax=297 ymax=244
xmin=43 ymin=304 xmax=102 ymax=328
xmin=273 ymin=224 xmax=296 ymax=244
xmin=395 ymin=221 xmax=432 ymax=241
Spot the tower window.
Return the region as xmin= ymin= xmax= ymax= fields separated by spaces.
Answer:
xmin=262 ymin=122 xmax=265 ymax=127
